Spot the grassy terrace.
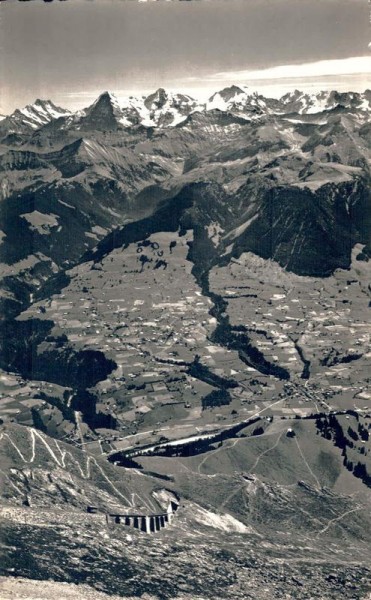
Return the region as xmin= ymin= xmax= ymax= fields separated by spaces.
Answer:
xmin=210 ymin=244 xmax=371 ymax=411
xmin=6 ymin=236 xmax=370 ymax=453
xmin=14 ymin=231 xmax=254 ymax=446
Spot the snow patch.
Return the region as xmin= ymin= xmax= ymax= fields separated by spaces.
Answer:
xmin=58 ymin=199 xmax=76 ymax=210
xmin=205 ymin=222 xmax=224 ymax=247
xmin=21 ymin=211 xmax=59 ymax=235
xmin=193 ymin=505 xmax=255 ymax=534
xmin=224 ymin=213 xmax=259 ymax=240
xmin=91 ymin=225 xmax=109 ymax=236
xmin=152 ymin=488 xmax=178 ymax=511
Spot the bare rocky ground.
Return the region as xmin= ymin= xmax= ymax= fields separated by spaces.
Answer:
xmin=1 ymin=501 xmax=371 ymax=600
xmin=0 ymin=577 xmax=135 ymax=600
xmin=0 ymin=416 xmax=371 ymax=599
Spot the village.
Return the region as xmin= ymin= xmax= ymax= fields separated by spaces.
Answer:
xmin=0 ymin=234 xmax=369 ymax=457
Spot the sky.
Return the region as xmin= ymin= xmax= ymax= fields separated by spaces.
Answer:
xmin=0 ymin=0 xmax=370 ymax=114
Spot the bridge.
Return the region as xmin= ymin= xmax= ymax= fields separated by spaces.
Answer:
xmin=87 ymin=500 xmax=179 ymax=534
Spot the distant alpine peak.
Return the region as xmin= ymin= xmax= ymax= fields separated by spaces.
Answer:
xmin=207 ymin=85 xmax=274 ymax=118
xmin=280 ymin=89 xmax=371 ymax=115
xmin=22 ymin=98 xmax=71 ymax=118
xmin=280 ymin=90 xmax=332 ymax=114
xmin=33 ymin=98 xmax=62 ymax=109
xmin=144 ymin=88 xmax=169 ymax=110
xmin=281 ymin=89 xmax=303 ymax=102
xmin=87 ymin=91 xmax=123 ymax=115
xmin=207 ymin=85 xmax=250 ymax=109
xmin=143 ymin=87 xmax=194 ymax=106
xmin=144 ymin=88 xmax=197 ymax=109
xmin=93 ymin=90 xmax=120 ymax=106
xmin=130 ymin=88 xmax=200 ymax=128
xmin=75 ymin=91 xmax=129 ymax=130
xmin=211 ymin=85 xmax=250 ymax=101
xmin=0 ymin=98 xmax=71 ymax=136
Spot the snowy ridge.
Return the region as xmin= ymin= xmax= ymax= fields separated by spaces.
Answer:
xmin=280 ymin=89 xmax=371 ymax=115
xmin=207 ymin=85 xmax=253 ymax=112
xmin=71 ymin=88 xmax=203 ymax=130
xmin=206 ymin=85 xmax=279 ymax=119
xmin=0 ymin=99 xmax=71 ymax=135
xmin=141 ymin=88 xmax=203 ymax=127
xmin=1 ymin=88 xmax=371 ymax=138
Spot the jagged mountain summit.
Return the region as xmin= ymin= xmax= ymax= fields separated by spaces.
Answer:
xmin=0 ymin=99 xmax=71 ymax=138
xmin=280 ymin=89 xmax=371 ymax=115
xmin=142 ymin=87 xmax=201 ymax=126
xmin=70 ymin=89 xmax=202 ymax=131
xmin=2 ymin=86 xmax=371 ymax=143
xmin=206 ymin=85 xmax=280 ymax=117
xmin=76 ymin=91 xmax=128 ymax=131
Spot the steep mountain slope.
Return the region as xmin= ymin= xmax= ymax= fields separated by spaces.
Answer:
xmin=0 ymin=136 xmax=179 ymax=318
xmin=75 ymin=92 xmax=130 ymax=132
xmin=0 ymin=422 xmax=160 ymax=512
xmin=1 ymin=422 xmax=370 ymax=599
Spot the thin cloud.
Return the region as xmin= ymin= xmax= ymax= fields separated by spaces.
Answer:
xmin=45 ymin=57 xmax=371 ymax=111
xmin=199 ymin=56 xmax=371 ymax=83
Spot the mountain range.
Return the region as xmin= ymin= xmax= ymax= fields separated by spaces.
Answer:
xmin=0 ymin=85 xmax=371 ymax=599
xmin=2 ymin=86 xmax=371 ymax=138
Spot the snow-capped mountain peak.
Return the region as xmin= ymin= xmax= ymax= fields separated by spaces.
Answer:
xmin=75 ymin=91 xmax=130 ymax=131
xmin=15 ymin=99 xmax=70 ymax=127
xmin=144 ymin=88 xmax=169 ymax=111
xmin=280 ymin=89 xmax=371 ymax=115
xmin=140 ymin=88 xmax=200 ymax=127
xmin=2 ymin=86 xmax=370 ymax=143
xmin=0 ymin=99 xmax=71 ymax=137
xmin=206 ymin=85 xmax=278 ymax=119
xmin=207 ymin=85 xmax=250 ymax=111
xmin=90 ymin=91 xmax=120 ymax=109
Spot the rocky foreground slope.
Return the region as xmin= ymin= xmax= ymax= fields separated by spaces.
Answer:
xmin=0 ymin=86 xmax=370 ymax=598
